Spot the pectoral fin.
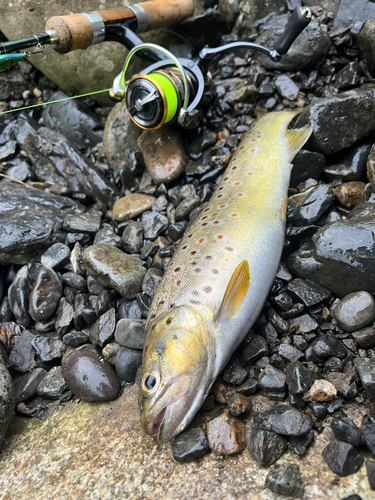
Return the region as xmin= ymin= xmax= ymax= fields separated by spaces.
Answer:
xmin=216 ymin=260 xmax=250 ymax=325
xmin=286 ymin=124 xmax=312 ymax=160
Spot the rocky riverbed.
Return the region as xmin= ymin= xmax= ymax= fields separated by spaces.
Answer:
xmin=2 ymin=0 xmax=375 ymax=498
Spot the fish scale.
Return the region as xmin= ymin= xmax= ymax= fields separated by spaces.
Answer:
xmin=140 ymin=111 xmax=312 ymax=442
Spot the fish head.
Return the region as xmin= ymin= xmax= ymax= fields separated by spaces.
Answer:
xmin=139 ymin=305 xmax=213 ymax=442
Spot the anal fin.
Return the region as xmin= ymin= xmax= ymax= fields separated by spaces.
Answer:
xmin=216 ymin=260 xmax=250 ymax=325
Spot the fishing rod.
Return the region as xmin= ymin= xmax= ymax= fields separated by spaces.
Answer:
xmin=0 ymin=2 xmax=311 ymax=130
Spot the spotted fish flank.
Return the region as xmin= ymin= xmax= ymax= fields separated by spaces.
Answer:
xmin=139 ymin=111 xmax=312 ymax=442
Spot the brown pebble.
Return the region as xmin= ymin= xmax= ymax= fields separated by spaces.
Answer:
xmin=0 ymin=321 xmax=22 ymax=352
xmin=112 ymin=193 xmax=156 ymax=221
xmin=206 ymin=410 xmax=246 ymax=455
xmin=212 ymin=377 xmax=235 ymax=403
xmin=333 ymin=181 xmax=365 ymax=208
xmin=226 ymin=392 xmax=252 ymax=417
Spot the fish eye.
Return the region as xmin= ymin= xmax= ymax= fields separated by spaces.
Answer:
xmin=141 ymin=371 xmax=160 ymax=395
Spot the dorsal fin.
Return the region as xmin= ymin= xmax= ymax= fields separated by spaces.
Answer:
xmin=286 ymin=124 xmax=312 ymax=159
xmin=216 ymin=260 xmax=250 ymax=325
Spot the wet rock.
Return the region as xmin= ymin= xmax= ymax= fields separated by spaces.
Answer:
xmin=223 ymin=356 xmax=248 ymax=386
xmin=296 ymin=89 xmax=375 ymax=155
xmin=95 ymin=290 xmax=115 ymax=317
xmin=121 ymin=222 xmax=144 ymax=254
xmin=42 ymin=91 xmax=102 ymax=150
xmin=63 ymin=209 xmax=101 ymax=234
xmin=278 ymin=344 xmax=304 ymax=362
xmin=286 ymin=362 xmax=315 ymax=395
xmin=288 ymin=207 xmax=375 ymax=296
xmin=83 ymin=244 xmax=146 ymax=299
xmin=176 ymin=8 xmax=229 ymax=48
xmin=8 ymin=265 xmax=32 ymax=327
xmin=62 ymin=330 xmax=90 ymax=348
xmin=114 ymin=318 xmax=145 ymax=350
xmin=93 ymin=225 xmax=122 ymax=247
xmin=331 ymin=418 xmax=362 ymax=448
xmin=236 ymin=378 xmax=258 ymax=396
xmin=250 ymin=430 xmax=288 ymax=466
xmin=141 ymin=211 xmax=169 ymax=240
xmin=335 ymin=62 xmax=362 ymax=89
xmin=175 ymin=195 xmax=201 ymax=221
xmin=333 ymin=182 xmax=365 ymax=209
xmin=293 ymin=183 xmax=335 ymax=226
xmin=289 ymin=430 xmax=315 ymax=456
xmin=367 ymin=460 xmax=375 ymax=490
xmin=265 ymin=464 xmax=305 ymax=498
xmin=334 ymin=292 xmax=375 ymax=333
xmin=55 ymin=298 xmax=74 ymax=336
xmin=29 ymin=266 xmax=62 ymax=322
xmin=309 ymin=401 xmax=328 ymax=420
xmin=274 ymin=75 xmax=299 ymax=101
xmin=303 ymin=379 xmax=337 ymax=402
xmin=13 ymin=368 xmax=47 ymax=404
xmin=37 ymin=366 xmax=70 ymax=400
xmin=0 ymin=347 xmax=14 ymax=449
xmin=226 ymin=392 xmax=252 ymax=417
xmin=362 ymin=424 xmax=375 ymax=457
xmin=325 ymin=372 xmax=356 ymax=399
xmin=287 ymin=278 xmax=330 ymax=307
xmin=0 ymin=322 xmax=22 ymax=353
xmin=227 ymin=85 xmax=257 ymax=105
xmin=254 ymin=405 xmax=311 ymax=436
xmin=289 ymin=314 xmax=319 ymax=333
xmin=114 ymin=346 xmax=143 ymax=383
xmin=206 ymin=410 xmax=245 ymax=455
xmin=306 ymin=335 xmax=348 ymax=363
xmin=142 ymin=268 xmax=163 ymax=298
xmin=258 ymin=364 xmax=286 ymax=393
xmin=62 ymin=349 xmax=120 ymax=402
xmin=8 ymin=330 xmax=37 ymax=373
xmin=62 ymin=272 xmax=87 ymax=292
xmin=352 ymin=328 xmax=375 ymax=349
xmin=172 ymin=427 xmax=209 ymax=463
xmin=112 ymin=194 xmax=156 ymax=222
xmin=290 ymin=150 xmax=325 ymax=189
xmin=0 ymin=140 xmax=17 ymax=161
xmin=89 ymin=308 xmax=116 ymax=347
xmin=138 ymin=127 xmax=186 ymax=184
xmin=167 ymin=221 xmax=188 ymax=241
xmin=255 ymin=19 xmax=331 ymax=71
xmin=240 ymin=334 xmax=269 ymax=364
xmin=32 ymin=334 xmax=66 ymax=363
xmin=41 ymin=243 xmax=71 ymax=270
xmin=322 ymin=441 xmax=364 ymax=477
xmin=326 ymin=140 xmax=372 ymax=183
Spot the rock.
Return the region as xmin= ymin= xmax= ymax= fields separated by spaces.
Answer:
xmin=62 ymin=273 xmax=87 ymax=292
xmin=176 ymin=8 xmax=229 ymax=48
xmin=303 ymin=380 xmax=337 ymax=402
xmin=13 ymin=368 xmax=47 ymax=404
xmin=253 ymin=405 xmax=311 ymax=436
xmin=290 ymin=150 xmax=326 ymax=188
xmin=83 ymin=244 xmax=146 ymax=299
xmin=333 ymin=182 xmax=365 ymax=209
xmin=278 ymin=344 xmax=304 ymax=362
xmin=289 ymin=431 xmax=315 ymax=456
xmin=226 ymin=392 xmax=252 ymax=417
xmin=112 ymin=194 xmax=156 ymax=222
xmin=95 ymin=290 xmax=115 ymax=317
xmin=93 ymin=226 xmax=122 ymax=247
xmin=296 ymin=89 xmax=375 ymax=155
xmin=352 ymin=328 xmax=375 ymax=349
xmin=250 ymin=430 xmax=287 ymax=466
xmin=306 ymin=335 xmax=348 ymax=363
xmin=138 ymin=127 xmax=186 ymax=184
xmin=172 ymin=428 xmax=209 ymax=463
xmin=240 ymin=334 xmax=269 ymax=364
xmin=286 ymin=278 xmax=330 ymax=307
xmin=289 ymin=314 xmax=319 ymax=333
xmin=114 ymin=318 xmax=145 ymax=350
xmin=42 ymin=91 xmax=102 ymax=150
xmin=0 ymin=141 xmax=17 ymax=161
xmin=274 ymin=75 xmax=299 ymax=101
xmin=141 ymin=211 xmax=169 ymax=240
xmin=236 ymin=378 xmax=258 ymax=396
xmin=175 ymin=195 xmax=201 ymax=221
xmin=265 ymin=464 xmax=305 ymax=498
xmin=62 ymin=330 xmax=90 ymax=348
xmin=354 ymin=358 xmax=375 ymax=401
xmin=309 ymin=401 xmax=328 ymax=420
xmin=292 ymin=183 xmax=335 ymax=226
xmin=335 ymin=62 xmax=362 ymax=89
xmin=142 ymin=268 xmax=163 ymax=298
xmin=8 ymin=265 xmax=32 ymax=327
xmin=114 ymin=347 xmax=142 ymax=383
xmin=322 ymin=441 xmax=364 ymax=477
xmin=367 ymin=460 xmax=375 ymax=490
xmin=258 ymin=364 xmax=286 ymax=393
xmin=37 ymin=366 xmax=70 ymax=400
xmin=62 ymin=349 xmax=120 ymax=402
xmin=206 ymin=410 xmax=245 ymax=455
xmin=0 ymin=183 xmax=77 ymax=264
xmin=286 ymin=362 xmax=315 ymax=395
xmin=333 ymin=291 xmax=375 ymax=333
xmin=255 ymin=19 xmax=331 ymax=71
xmin=63 ymin=210 xmax=102 ymax=234
xmin=325 ymin=372 xmax=356 ymax=399
xmin=8 ymin=330 xmax=37 ymax=373
xmin=227 ymin=85 xmax=257 ymax=105
xmin=288 ymin=206 xmax=375 ymax=297
xmin=29 ymin=266 xmax=62 ymax=322
xmin=89 ymin=308 xmax=116 ymax=347
xmin=55 ymin=298 xmax=74 ymax=336
xmin=326 ymin=140 xmax=372 ymax=183
xmin=0 ymin=346 xmax=14 ymax=449
xmin=222 ymin=356 xmax=248 ymax=386
xmin=362 ymin=424 xmax=375 ymax=457
xmin=121 ymin=222 xmax=144 ymax=254
xmin=331 ymin=418 xmax=362 ymax=448
xmin=32 ymin=334 xmax=67 ymax=363
xmin=41 ymin=243 xmax=71 ymax=270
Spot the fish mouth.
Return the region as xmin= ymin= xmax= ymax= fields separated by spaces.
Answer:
xmin=148 ymin=406 xmax=168 ymax=436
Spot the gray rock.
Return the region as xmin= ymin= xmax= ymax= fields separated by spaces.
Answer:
xmin=13 ymin=368 xmax=47 ymax=404
xmin=37 ymin=366 xmax=70 ymax=400
xmin=29 ymin=266 xmax=62 ymax=322
xmin=142 ymin=268 xmax=163 ymax=297
xmin=115 ymin=346 xmax=143 ymax=383
xmin=354 ymin=358 xmax=375 ymax=401
xmin=114 ymin=318 xmax=146 ymax=350
xmin=0 ymin=140 xmax=17 ymax=161
xmin=8 ymin=330 xmax=37 ymax=373
xmin=31 ymin=334 xmax=67 ymax=363
xmin=0 ymin=346 xmax=14 ymax=449
xmin=265 ymin=464 xmax=305 ymax=498
xmin=93 ymin=226 xmax=122 ymax=247
xmin=8 ymin=265 xmax=32 ymax=327
xmin=274 ymin=75 xmax=299 ymax=101
xmin=291 ymin=150 xmax=325 ymax=188
xmin=292 ymin=183 xmax=335 ymax=226
xmin=352 ymin=327 xmax=375 ymax=349
xmin=141 ymin=212 xmax=169 ymax=240
xmin=172 ymin=428 xmax=209 ymax=463
xmin=41 ymin=243 xmax=71 ymax=270
xmin=83 ymin=244 xmax=146 ymax=299
xmin=336 ymin=0 xmax=375 ymax=28
xmin=175 ymin=195 xmax=201 ymax=221
xmin=253 ymin=405 xmax=311 ymax=436
xmin=55 ymin=298 xmax=74 ymax=336
xmin=62 ymin=272 xmax=87 ymax=292
xmin=322 ymin=440 xmax=364 ymax=477
xmin=121 ymin=222 xmax=144 ymax=254
xmin=286 ymin=362 xmax=315 ymax=395
xmin=223 ymin=356 xmax=248 ymax=386
xmin=331 ymin=417 xmax=362 ymax=448
xmin=63 ymin=209 xmax=102 ymax=234
xmin=0 ymin=183 xmax=77 ymax=265
xmin=258 ymin=364 xmax=286 ymax=393
xmin=250 ymin=430 xmax=287 ymax=466
xmin=89 ymin=308 xmax=116 ymax=347
xmin=333 ymin=291 xmax=375 ymax=333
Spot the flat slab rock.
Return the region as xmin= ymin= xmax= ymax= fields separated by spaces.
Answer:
xmin=0 ymin=391 xmax=372 ymax=499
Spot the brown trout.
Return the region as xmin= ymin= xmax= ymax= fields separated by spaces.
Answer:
xmin=139 ymin=111 xmax=312 ymax=441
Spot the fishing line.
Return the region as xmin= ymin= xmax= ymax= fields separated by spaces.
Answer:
xmin=0 ymin=88 xmax=111 ymax=116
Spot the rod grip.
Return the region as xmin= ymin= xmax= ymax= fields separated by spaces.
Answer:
xmin=45 ymin=14 xmax=96 ymax=53
xmin=138 ymin=0 xmax=194 ymax=31
xmin=274 ymin=7 xmax=311 ymax=56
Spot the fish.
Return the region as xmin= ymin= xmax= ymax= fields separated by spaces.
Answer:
xmin=139 ymin=111 xmax=312 ymax=442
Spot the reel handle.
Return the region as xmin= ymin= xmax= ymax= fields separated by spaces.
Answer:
xmin=45 ymin=0 xmax=194 ymax=54
xmin=274 ymin=6 xmax=311 ymax=56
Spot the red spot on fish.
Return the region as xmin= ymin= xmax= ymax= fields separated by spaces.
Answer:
xmin=213 ymin=221 xmax=219 ymax=225
xmin=176 ymin=280 xmax=181 ymax=286
xmin=199 ymin=238 xmax=204 ymax=244
xmin=220 ymin=205 xmax=226 ymax=209
xmin=238 ymin=193 xmax=243 ymax=197
xmin=231 ymin=214 xmax=238 ymax=217
xmin=234 ymin=182 xmax=240 ymax=186
xmin=217 ymin=235 xmax=223 ymax=240
xmin=248 ymin=172 xmax=253 ymax=176
xmin=250 ymin=149 xmax=255 ymax=153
